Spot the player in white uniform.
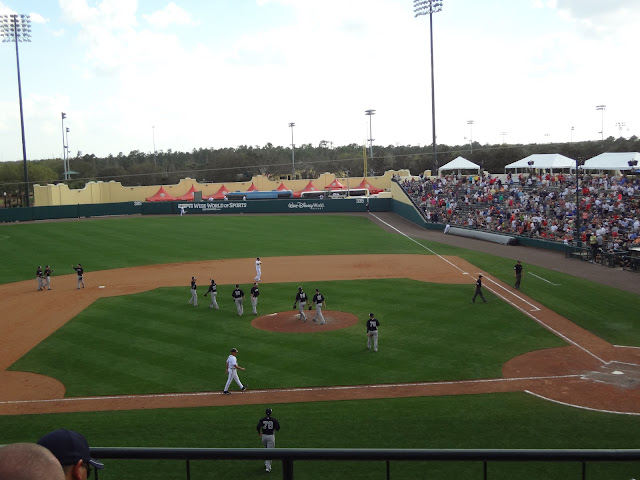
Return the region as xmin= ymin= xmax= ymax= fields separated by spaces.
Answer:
xmin=255 ymin=257 xmax=262 ymax=281
xmin=223 ymin=348 xmax=246 ymax=394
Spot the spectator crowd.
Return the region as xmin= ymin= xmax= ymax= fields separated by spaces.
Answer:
xmin=398 ymin=171 xmax=640 ymax=267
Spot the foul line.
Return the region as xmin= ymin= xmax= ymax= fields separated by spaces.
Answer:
xmin=525 ymin=390 xmax=640 ymax=416
xmin=369 ymin=214 xmax=467 ymax=274
xmin=528 ymin=272 xmax=561 ymax=286
xmin=370 ymin=213 xmax=606 ymax=365
xmin=0 ymin=374 xmax=581 ymax=406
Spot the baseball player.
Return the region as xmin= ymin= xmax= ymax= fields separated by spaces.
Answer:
xmin=223 ymin=347 xmax=246 ymax=394
xmin=36 ymin=266 xmax=44 ymax=291
xmin=255 ymin=257 xmax=262 ymax=282
xmin=72 ymin=264 xmax=85 ymax=289
xmin=366 ymin=312 xmax=380 ymax=352
xmin=293 ymin=286 xmax=308 ymax=322
xmin=188 ymin=276 xmax=198 ymax=306
xmin=44 ymin=265 xmax=54 ymax=290
xmin=232 ymin=284 xmax=244 ymax=316
xmin=257 ymin=407 xmax=280 ymax=473
xmin=250 ymin=282 xmax=259 ymax=315
xmin=204 ymin=279 xmax=219 ymax=309
xmin=312 ymin=288 xmax=326 ymax=324
xmin=472 ymin=274 xmax=487 ymax=303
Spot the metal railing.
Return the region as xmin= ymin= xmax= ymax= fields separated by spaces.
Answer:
xmin=91 ymin=447 xmax=640 ymax=480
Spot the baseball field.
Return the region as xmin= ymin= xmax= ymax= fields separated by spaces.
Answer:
xmin=1 ymin=213 xmax=639 ymax=480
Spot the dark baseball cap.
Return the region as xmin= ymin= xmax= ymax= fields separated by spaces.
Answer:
xmin=37 ymin=429 xmax=104 ymax=469
xmin=266 ymin=408 xmax=272 ymax=415
xmin=231 ymin=348 xmax=238 ymax=352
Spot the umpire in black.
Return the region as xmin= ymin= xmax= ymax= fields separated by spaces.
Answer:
xmin=257 ymin=407 xmax=280 ymax=473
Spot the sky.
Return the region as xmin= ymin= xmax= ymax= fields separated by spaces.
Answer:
xmin=0 ymin=0 xmax=638 ymax=162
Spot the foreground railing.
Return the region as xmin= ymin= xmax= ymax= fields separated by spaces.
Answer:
xmin=91 ymin=447 xmax=640 ymax=480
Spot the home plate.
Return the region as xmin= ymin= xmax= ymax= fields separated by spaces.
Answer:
xmin=99 ymin=285 xmax=105 ymax=289
xmin=612 ymin=371 xmax=624 ymax=375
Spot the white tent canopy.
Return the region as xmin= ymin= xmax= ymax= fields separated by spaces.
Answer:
xmin=581 ymin=152 xmax=640 ymax=171
xmin=438 ymin=156 xmax=480 ymax=176
xmin=505 ymin=154 xmax=575 ymax=173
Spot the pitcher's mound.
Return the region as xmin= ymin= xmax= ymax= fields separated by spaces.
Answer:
xmin=252 ymin=311 xmax=359 ymax=333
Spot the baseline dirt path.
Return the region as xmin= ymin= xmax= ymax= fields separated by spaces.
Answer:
xmin=1 ymin=251 xmax=639 ymax=416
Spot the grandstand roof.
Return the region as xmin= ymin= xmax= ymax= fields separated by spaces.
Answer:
xmin=582 ymin=152 xmax=640 ymax=171
xmin=505 ymin=154 xmax=575 ymax=172
xmin=438 ymin=156 xmax=480 ymax=174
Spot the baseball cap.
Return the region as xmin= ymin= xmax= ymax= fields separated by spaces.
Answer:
xmin=37 ymin=429 xmax=104 ymax=470
xmin=230 ymin=348 xmax=238 ymax=352
xmin=265 ymin=408 xmax=272 ymax=415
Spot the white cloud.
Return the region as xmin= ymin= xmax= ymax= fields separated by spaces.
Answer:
xmin=28 ymin=12 xmax=47 ymax=23
xmin=142 ymin=2 xmax=195 ymax=28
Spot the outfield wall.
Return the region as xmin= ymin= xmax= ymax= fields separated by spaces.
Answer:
xmin=0 ymin=198 xmax=393 ymax=222
xmin=33 ymin=171 xmax=410 ymax=207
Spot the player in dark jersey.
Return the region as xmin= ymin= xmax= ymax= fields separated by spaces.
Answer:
xmin=294 ymin=286 xmax=308 ymax=322
xmin=312 ymin=289 xmax=326 ymax=324
xmin=472 ymin=274 xmax=487 ymax=303
xmin=36 ymin=266 xmax=44 ymax=291
xmin=72 ymin=264 xmax=84 ymax=289
xmin=188 ymin=276 xmax=198 ymax=306
xmin=256 ymin=407 xmax=280 ymax=473
xmin=366 ymin=313 xmax=380 ymax=352
xmin=250 ymin=282 xmax=259 ymax=315
xmin=204 ymin=279 xmax=219 ymax=309
xmin=232 ymin=284 xmax=244 ymax=316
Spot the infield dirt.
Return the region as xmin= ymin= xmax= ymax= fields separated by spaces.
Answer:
xmin=1 ymin=253 xmax=639 ymax=415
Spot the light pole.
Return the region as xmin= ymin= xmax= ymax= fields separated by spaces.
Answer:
xmin=414 ymin=0 xmax=442 ymax=173
xmin=544 ymin=133 xmax=551 ymax=143
xmin=467 ymin=120 xmax=473 ymax=154
xmin=570 ymin=126 xmax=574 ymax=143
xmin=575 ymin=157 xmax=582 ymax=246
xmin=152 ymin=126 xmax=157 ymax=166
xmin=595 ymin=105 xmax=606 ymax=144
xmin=500 ymin=131 xmax=507 ymax=144
xmin=365 ymin=109 xmax=375 ymax=163
xmin=61 ymin=112 xmax=68 ymax=180
xmin=288 ymin=122 xmax=295 ymax=178
xmin=1 ymin=13 xmax=32 ymax=206
xmin=65 ymin=127 xmax=70 ymax=162
xmin=615 ymin=121 xmax=626 ymax=137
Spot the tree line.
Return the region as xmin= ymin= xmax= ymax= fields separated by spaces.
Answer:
xmin=1 ymin=135 xmax=639 ymax=207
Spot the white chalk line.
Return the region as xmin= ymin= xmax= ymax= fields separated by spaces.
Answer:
xmin=525 ymin=390 xmax=640 ymax=416
xmin=370 ymin=214 xmax=467 ymax=275
xmin=528 ymin=272 xmax=561 ymax=286
xmin=482 ymin=276 xmax=540 ymax=312
xmin=370 ymin=213 xmax=606 ymax=365
xmin=0 ymin=374 xmax=581 ymax=406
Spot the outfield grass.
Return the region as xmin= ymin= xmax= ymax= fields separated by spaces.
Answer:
xmin=0 ymin=215 xmax=426 ymax=284
xmin=2 ymin=214 xmax=640 ymax=480
xmin=1 ymin=394 xmax=639 ymax=480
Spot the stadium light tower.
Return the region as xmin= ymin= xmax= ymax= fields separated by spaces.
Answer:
xmin=61 ymin=112 xmax=68 ymax=180
xmin=288 ymin=122 xmax=296 ymax=178
xmin=1 ymin=13 xmax=32 ymax=206
xmin=365 ymin=109 xmax=375 ymax=163
xmin=414 ymin=0 xmax=443 ymax=174
xmin=595 ymin=105 xmax=606 ymax=145
xmin=467 ymin=120 xmax=474 ymax=154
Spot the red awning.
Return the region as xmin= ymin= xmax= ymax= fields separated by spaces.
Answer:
xmin=146 ymin=187 xmax=176 ymax=202
xmin=176 ymin=185 xmax=198 ymax=201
